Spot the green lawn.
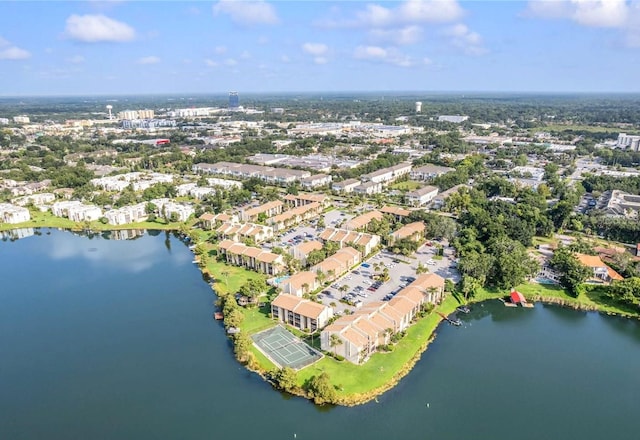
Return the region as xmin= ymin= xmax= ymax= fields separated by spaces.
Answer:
xmin=0 ymin=210 xmax=185 ymax=232
xmin=473 ymin=282 xmax=639 ymax=317
xmin=240 ymin=304 xmax=276 ymax=335
xmin=390 ymin=181 xmax=422 ymax=191
xmin=203 ymin=258 xmax=265 ymax=296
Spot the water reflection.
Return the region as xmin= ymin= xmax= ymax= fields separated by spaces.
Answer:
xmin=0 ymin=228 xmax=35 ymax=241
xmin=44 ymin=229 xmax=189 ymax=273
xmin=599 ymin=314 xmax=640 ymax=344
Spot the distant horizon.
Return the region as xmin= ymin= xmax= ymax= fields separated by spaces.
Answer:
xmin=3 ymin=2 xmax=640 ymax=96
xmin=3 ymin=90 xmax=640 ymax=100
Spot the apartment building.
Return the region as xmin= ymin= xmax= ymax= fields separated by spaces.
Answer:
xmin=300 ymin=174 xmax=333 ymax=189
xmin=271 ymin=294 xmax=333 ymax=332
xmin=0 ymin=203 xmax=30 ymax=224
xmin=268 ymin=202 xmax=322 ymax=231
xmin=52 ymin=201 xmax=102 ymax=222
xmin=389 ymin=222 xmax=426 ymax=244
xmin=279 ymin=271 xmax=320 ymax=297
xmin=216 ymin=221 xmax=274 ymax=243
xmin=410 ymin=164 xmax=454 ymax=181
xmin=240 ymin=201 xmax=284 ymax=222
xmin=361 ymin=163 xmax=412 ymax=185
xmin=104 ymin=202 xmax=148 ymax=225
xmin=405 ymin=186 xmax=439 ymax=207
xmin=218 ymin=239 xmax=284 ymax=275
xmin=318 ymin=228 xmax=381 ymax=256
xmin=331 ymin=178 xmax=361 ymax=193
xmin=283 ymin=193 xmax=329 ymax=208
xmin=344 ymin=210 xmax=384 ymax=231
xmin=312 ymin=247 xmax=361 ymax=282
xmin=321 ymin=273 xmax=444 ymax=363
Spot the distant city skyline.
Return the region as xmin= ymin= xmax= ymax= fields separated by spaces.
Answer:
xmin=2 ymin=1 xmax=640 ymax=96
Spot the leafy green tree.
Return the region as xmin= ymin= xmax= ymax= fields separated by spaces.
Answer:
xmin=273 ymin=367 xmax=298 ymax=393
xmin=550 ymin=248 xmax=592 ymax=296
xmin=488 ymin=236 xmax=539 ymax=290
xmin=607 ymin=277 xmax=640 ymax=309
xmin=239 ymin=278 xmax=267 ymax=306
xmin=306 ymin=372 xmax=336 ymax=404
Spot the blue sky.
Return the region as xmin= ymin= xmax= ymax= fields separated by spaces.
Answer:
xmin=1 ymin=1 xmax=639 ymax=96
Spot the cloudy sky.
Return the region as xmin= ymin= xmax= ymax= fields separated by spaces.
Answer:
xmin=1 ymin=0 xmax=639 ymax=96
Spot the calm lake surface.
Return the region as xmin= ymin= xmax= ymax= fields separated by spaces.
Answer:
xmin=1 ymin=229 xmax=639 ymax=440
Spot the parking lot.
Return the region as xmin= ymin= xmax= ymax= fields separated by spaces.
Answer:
xmin=317 ymin=242 xmax=460 ymax=315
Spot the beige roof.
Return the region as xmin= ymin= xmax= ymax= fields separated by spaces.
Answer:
xmin=243 ymin=200 xmax=283 ymax=217
xmin=294 ymin=240 xmax=323 ymax=256
xmin=199 ymin=212 xmax=215 ymax=221
xmin=242 ymin=247 xmax=263 ymax=258
xmin=256 ymin=252 xmax=280 ymax=263
xmin=380 ymin=205 xmax=411 ymax=217
xmin=411 ymin=273 xmax=445 ymax=290
xmin=271 ymin=294 xmax=328 ymax=319
xmin=388 ymin=296 xmax=416 ymax=316
xmin=218 ymin=239 xmax=235 ymax=250
xmin=341 ymin=327 xmax=368 ymax=348
xmin=272 ymin=294 xmax=302 ymax=311
xmin=345 ymin=210 xmax=383 ymax=230
xmin=294 ymin=301 xmax=327 ymax=319
xmin=392 ymin=222 xmax=426 ymax=239
xmin=353 ymin=319 xmax=380 ymax=339
xmin=319 ymin=229 xmax=336 ymax=240
xmin=396 ymin=286 xmax=425 ymax=304
xmin=285 ymin=271 xmax=317 ymax=290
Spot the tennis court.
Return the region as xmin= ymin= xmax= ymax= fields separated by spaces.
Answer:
xmin=252 ymin=326 xmax=322 ymax=370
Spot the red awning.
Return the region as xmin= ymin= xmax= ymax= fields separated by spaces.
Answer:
xmin=510 ymin=290 xmax=525 ymax=303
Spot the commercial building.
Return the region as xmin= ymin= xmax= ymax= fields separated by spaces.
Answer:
xmin=616 ymin=133 xmax=640 ymax=151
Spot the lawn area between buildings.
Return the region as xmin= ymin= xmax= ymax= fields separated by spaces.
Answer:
xmin=202 ymin=257 xmax=265 ymax=296
xmin=390 ymin=181 xmax=422 ymax=191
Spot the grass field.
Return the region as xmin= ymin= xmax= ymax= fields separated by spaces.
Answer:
xmin=390 ymin=181 xmax=422 ymax=191
xmin=203 ymin=257 xmax=265 ymax=296
xmin=240 ymin=304 xmax=275 ymax=335
xmin=0 ymin=210 xmax=185 ymax=232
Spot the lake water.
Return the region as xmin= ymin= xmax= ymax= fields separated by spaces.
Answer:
xmin=1 ymin=229 xmax=639 ymax=440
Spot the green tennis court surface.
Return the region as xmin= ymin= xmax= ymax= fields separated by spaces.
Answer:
xmin=252 ymin=326 xmax=322 ymax=370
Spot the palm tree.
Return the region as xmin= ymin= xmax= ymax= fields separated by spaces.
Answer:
xmin=302 ymin=282 xmax=309 ymax=295
xmin=221 ymin=270 xmax=230 ymax=289
xmin=416 ymin=263 xmax=428 ymax=274
xmin=329 ymin=334 xmax=343 ymax=356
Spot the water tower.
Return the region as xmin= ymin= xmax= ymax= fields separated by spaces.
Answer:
xmin=415 ymin=101 xmax=422 ymax=113
xmin=106 ymin=105 xmax=113 ymax=120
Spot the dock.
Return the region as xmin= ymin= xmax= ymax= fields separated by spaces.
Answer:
xmin=437 ymin=311 xmax=462 ymax=326
xmin=214 ymin=312 xmax=224 ymax=320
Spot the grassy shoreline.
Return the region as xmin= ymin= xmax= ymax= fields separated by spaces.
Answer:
xmin=5 ymin=222 xmax=639 ymax=405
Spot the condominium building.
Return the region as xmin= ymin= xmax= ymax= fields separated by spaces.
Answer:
xmin=0 ymin=203 xmax=30 ymax=224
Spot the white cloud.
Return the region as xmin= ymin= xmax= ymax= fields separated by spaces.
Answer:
xmin=526 ymin=0 xmax=629 ymax=28
xmin=137 ymin=55 xmax=160 ymax=64
xmin=214 ymin=45 xmax=227 ymax=54
xmin=302 ymin=42 xmax=328 ymax=56
xmin=353 ymin=45 xmax=418 ymax=67
xmin=224 ymin=58 xmax=238 ymax=66
xmin=67 ymin=55 xmax=85 ymax=64
xmin=280 ymin=54 xmax=290 ymax=63
xmin=525 ymin=1 xmax=640 ymax=48
xmin=240 ymin=50 xmax=251 ymax=59
xmin=443 ymin=24 xmax=487 ymax=55
xmin=370 ymin=25 xmax=423 ymax=45
xmin=213 ymin=0 xmax=279 ymax=25
xmin=0 ymin=38 xmax=31 ymax=60
xmin=320 ymin=0 xmax=464 ymax=28
xmin=313 ymin=57 xmax=328 ymax=65
xmin=65 ymin=14 xmax=135 ymax=42
xmin=204 ymin=58 xmax=218 ymax=67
